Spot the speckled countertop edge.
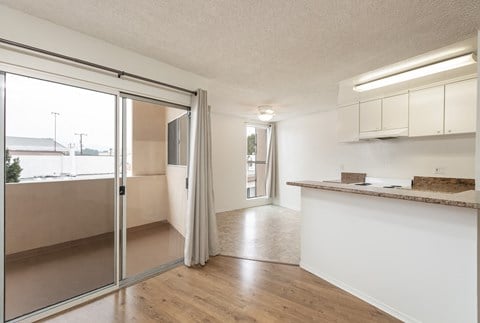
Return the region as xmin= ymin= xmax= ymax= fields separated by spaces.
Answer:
xmin=286 ymin=180 xmax=480 ymax=209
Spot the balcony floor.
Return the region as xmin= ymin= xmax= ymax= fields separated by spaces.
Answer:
xmin=5 ymin=221 xmax=184 ymax=321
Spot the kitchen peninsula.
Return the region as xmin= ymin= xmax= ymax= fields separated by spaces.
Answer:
xmin=287 ymin=180 xmax=479 ymax=323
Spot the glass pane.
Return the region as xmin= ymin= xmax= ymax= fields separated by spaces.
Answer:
xmin=125 ymin=99 xmax=184 ymax=277
xmin=256 ymin=127 xmax=268 ymax=162
xmin=256 ymin=163 xmax=267 ymax=197
xmin=168 ymin=119 xmax=179 ymax=165
xmin=167 ymin=114 xmax=188 ymax=166
xmin=246 ymin=125 xmax=268 ymax=198
xmin=4 ymin=74 xmax=116 ymax=320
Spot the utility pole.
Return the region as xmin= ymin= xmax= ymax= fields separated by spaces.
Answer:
xmin=74 ymin=133 xmax=87 ymax=155
xmin=51 ymin=112 xmax=60 ymax=151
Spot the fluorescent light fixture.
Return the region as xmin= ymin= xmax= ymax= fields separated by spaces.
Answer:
xmin=357 ymin=47 xmax=468 ymax=83
xmin=257 ymin=105 xmax=275 ymax=121
xmin=353 ymin=53 xmax=477 ymax=92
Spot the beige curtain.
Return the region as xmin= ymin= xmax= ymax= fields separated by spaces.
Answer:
xmin=266 ymin=124 xmax=276 ymax=198
xmin=184 ymin=89 xmax=219 ymax=266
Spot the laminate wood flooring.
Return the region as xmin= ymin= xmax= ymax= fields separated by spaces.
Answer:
xmin=42 ymin=256 xmax=399 ymax=323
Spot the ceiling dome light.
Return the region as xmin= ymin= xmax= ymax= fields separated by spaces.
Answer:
xmin=257 ymin=105 xmax=275 ymax=121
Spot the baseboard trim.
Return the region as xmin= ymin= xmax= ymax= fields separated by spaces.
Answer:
xmin=300 ymin=261 xmax=420 ymax=323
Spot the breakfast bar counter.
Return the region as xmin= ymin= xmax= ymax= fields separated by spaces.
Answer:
xmin=287 ymin=180 xmax=480 ymax=209
xmin=288 ymin=180 xmax=478 ymax=323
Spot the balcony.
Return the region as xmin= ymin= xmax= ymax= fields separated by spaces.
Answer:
xmin=5 ymin=175 xmax=184 ymax=320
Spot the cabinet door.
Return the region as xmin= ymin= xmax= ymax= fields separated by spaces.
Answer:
xmin=359 ymin=100 xmax=381 ymax=132
xmin=409 ymin=85 xmax=444 ymax=137
xmin=382 ymin=94 xmax=408 ymax=130
xmin=337 ymin=104 xmax=359 ymax=142
xmin=444 ymin=78 xmax=477 ymax=134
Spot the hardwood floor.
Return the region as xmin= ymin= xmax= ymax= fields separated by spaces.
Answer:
xmin=42 ymin=256 xmax=399 ymax=323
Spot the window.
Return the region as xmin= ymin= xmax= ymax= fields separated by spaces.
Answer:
xmin=246 ymin=125 xmax=268 ymax=198
xmin=5 ymin=73 xmax=115 ymax=182
xmin=168 ymin=113 xmax=189 ymax=166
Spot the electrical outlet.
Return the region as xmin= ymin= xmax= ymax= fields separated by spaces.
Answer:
xmin=433 ymin=167 xmax=445 ymax=175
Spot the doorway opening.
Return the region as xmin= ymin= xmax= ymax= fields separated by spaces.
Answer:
xmin=1 ymin=71 xmax=190 ymax=321
xmin=120 ymin=96 xmax=187 ymax=279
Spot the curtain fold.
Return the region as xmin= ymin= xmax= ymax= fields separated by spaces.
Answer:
xmin=266 ymin=124 xmax=277 ymax=198
xmin=184 ymin=89 xmax=219 ymax=267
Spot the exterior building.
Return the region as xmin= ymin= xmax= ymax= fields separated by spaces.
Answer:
xmin=7 ymin=136 xmax=68 ymax=156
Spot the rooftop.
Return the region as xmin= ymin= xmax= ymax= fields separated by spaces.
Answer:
xmin=6 ymin=136 xmax=68 ymax=153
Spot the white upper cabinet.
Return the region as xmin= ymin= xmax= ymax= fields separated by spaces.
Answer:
xmin=382 ymin=94 xmax=408 ymax=130
xmin=337 ymin=78 xmax=477 ymax=141
xmin=444 ymin=78 xmax=477 ymax=134
xmin=359 ymin=100 xmax=381 ymax=132
xmin=409 ymin=85 xmax=445 ymax=137
xmin=337 ymin=104 xmax=359 ymax=142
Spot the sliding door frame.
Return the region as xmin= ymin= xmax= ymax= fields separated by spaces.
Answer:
xmin=118 ymin=92 xmax=189 ymax=286
xmin=0 ymin=72 xmax=5 ymax=323
xmin=0 ymin=64 xmax=121 ymax=323
xmin=0 ymin=62 xmax=192 ymax=322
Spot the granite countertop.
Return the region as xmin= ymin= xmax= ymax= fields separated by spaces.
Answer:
xmin=287 ymin=180 xmax=480 ymax=209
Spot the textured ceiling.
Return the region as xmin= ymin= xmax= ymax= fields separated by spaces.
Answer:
xmin=1 ymin=0 xmax=480 ymax=120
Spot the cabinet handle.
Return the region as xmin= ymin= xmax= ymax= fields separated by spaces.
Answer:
xmin=437 ymin=130 xmax=441 ymax=134
xmin=448 ymin=130 xmax=452 ymax=133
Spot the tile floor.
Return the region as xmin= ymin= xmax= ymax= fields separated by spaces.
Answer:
xmin=216 ymin=204 xmax=300 ymax=264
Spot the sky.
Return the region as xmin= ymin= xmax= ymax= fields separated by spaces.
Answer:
xmin=6 ymin=74 xmax=116 ymax=151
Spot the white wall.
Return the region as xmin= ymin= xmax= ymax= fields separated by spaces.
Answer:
xmin=166 ymin=108 xmax=188 ymax=236
xmin=166 ymin=166 xmax=187 ymax=236
xmin=301 ymin=188 xmax=477 ymax=323
xmin=126 ymin=175 xmax=169 ymax=228
xmin=0 ymin=6 xmax=260 ymax=214
xmin=212 ymin=113 xmax=271 ymax=212
xmin=14 ymin=155 xmax=63 ymax=179
xmin=276 ymin=109 xmax=476 ymax=210
xmin=0 ymin=5 xmax=203 ymax=106
xmin=13 ymin=154 xmax=115 ymax=179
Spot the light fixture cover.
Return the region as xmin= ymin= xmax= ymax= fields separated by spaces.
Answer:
xmin=257 ymin=105 xmax=275 ymax=121
xmin=353 ymin=53 xmax=477 ymax=92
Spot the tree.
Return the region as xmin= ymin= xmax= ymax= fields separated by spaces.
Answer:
xmin=247 ymin=134 xmax=256 ymax=156
xmin=6 ymin=150 xmax=22 ymax=183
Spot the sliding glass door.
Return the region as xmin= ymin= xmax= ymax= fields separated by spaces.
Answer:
xmin=0 ymin=71 xmax=188 ymax=320
xmin=2 ymin=73 xmax=117 ymax=320
xmin=120 ymin=96 xmax=185 ymax=280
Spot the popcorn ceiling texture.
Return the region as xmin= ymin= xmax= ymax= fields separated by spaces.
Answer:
xmin=0 ymin=1 xmax=479 ymax=119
